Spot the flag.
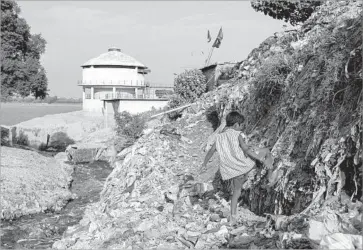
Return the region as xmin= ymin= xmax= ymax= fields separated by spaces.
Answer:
xmin=212 ymin=27 xmax=223 ymax=48
xmin=207 ymin=30 xmax=211 ymax=43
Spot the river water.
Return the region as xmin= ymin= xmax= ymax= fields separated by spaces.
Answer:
xmin=0 ymin=159 xmax=113 ymax=249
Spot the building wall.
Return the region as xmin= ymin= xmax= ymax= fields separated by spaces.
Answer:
xmin=83 ymin=99 xmax=104 ymax=113
xmin=83 ymin=99 xmax=167 ymax=115
xmin=117 ymin=100 xmax=167 ymax=114
xmin=82 ymin=67 xmax=145 ymax=86
xmin=201 ymin=63 xmax=238 ymax=91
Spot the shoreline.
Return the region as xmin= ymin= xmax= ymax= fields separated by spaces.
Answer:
xmin=0 ymin=149 xmax=75 ymax=221
xmin=1 ymin=102 xmax=82 ymax=106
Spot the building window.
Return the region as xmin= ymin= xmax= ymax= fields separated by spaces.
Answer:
xmin=85 ymin=88 xmax=91 ymax=99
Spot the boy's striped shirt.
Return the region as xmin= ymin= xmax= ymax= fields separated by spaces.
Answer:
xmin=215 ymin=128 xmax=255 ymax=180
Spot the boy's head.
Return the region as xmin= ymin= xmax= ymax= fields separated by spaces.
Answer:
xmin=226 ymin=111 xmax=245 ymax=130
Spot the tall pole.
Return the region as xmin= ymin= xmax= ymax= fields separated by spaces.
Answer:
xmin=205 ymin=47 xmax=215 ymax=66
xmin=205 ymin=47 xmax=212 ymax=66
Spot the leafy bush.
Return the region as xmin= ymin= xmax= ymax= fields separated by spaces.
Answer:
xmin=174 ymin=69 xmax=207 ymax=102
xmin=113 ymin=135 xmax=134 ymax=153
xmin=167 ymin=94 xmax=186 ymax=109
xmin=206 ymin=105 xmax=220 ymax=131
xmin=114 ymin=111 xmax=147 ymax=143
xmin=48 ymin=132 xmax=75 ymax=151
xmin=166 ymin=94 xmax=186 ymax=120
xmin=251 ymin=0 xmax=322 ymax=26
xmin=15 ymin=131 xmax=29 ymax=146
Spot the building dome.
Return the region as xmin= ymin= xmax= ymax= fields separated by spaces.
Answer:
xmin=82 ymin=47 xmax=146 ymax=68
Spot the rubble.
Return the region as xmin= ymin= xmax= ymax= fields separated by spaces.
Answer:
xmin=65 ymin=143 xmax=108 ymax=163
xmin=1 ymin=147 xmax=75 ymax=220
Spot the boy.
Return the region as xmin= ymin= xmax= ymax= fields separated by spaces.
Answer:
xmin=201 ymin=111 xmax=273 ymax=225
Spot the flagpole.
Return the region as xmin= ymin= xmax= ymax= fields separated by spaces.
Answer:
xmin=206 ymin=47 xmax=215 ymax=66
xmin=205 ymin=46 xmax=213 ymax=66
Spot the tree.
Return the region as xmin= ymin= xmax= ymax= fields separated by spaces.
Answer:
xmin=1 ymin=0 xmax=48 ymax=99
xmin=251 ymin=0 xmax=323 ymax=26
xmin=174 ymin=69 xmax=207 ymax=102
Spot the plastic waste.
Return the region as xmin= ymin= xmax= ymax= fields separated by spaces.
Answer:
xmin=319 ymin=233 xmax=362 ymax=249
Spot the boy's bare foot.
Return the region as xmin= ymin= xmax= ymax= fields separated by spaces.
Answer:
xmin=228 ymin=215 xmax=238 ymax=226
xmin=264 ymin=154 xmax=273 ymax=170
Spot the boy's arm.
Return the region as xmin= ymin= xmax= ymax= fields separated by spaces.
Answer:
xmin=238 ymin=135 xmax=264 ymax=163
xmin=202 ymin=142 xmax=216 ymax=168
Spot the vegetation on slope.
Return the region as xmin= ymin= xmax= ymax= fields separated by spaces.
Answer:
xmin=209 ymin=1 xmax=362 ymax=215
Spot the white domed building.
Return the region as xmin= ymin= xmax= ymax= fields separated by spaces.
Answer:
xmin=79 ymin=47 xmax=172 ymax=114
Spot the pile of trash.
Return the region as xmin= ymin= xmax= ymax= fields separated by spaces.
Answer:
xmin=54 ymin=1 xmax=362 ymax=249
xmin=52 ymin=112 xmax=272 ymax=249
xmin=54 ymin=110 xmax=362 ymax=250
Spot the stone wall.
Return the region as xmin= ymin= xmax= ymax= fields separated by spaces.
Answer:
xmin=201 ymin=62 xmax=240 ymax=92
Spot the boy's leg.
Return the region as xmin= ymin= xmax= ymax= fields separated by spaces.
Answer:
xmin=230 ymin=174 xmax=247 ymax=217
xmin=255 ymin=147 xmax=273 ymax=169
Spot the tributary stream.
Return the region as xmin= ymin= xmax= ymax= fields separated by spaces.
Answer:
xmin=1 ymin=160 xmax=113 ymax=249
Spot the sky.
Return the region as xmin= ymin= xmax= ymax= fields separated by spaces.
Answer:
xmin=18 ymin=1 xmax=289 ymax=98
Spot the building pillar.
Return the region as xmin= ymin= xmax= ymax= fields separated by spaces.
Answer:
xmin=135 ymin=67 xmax=139 ymax=86
xmin=91 ymin=87 xmax=94 ymax=99
xmin=113 ymin=87 xmax=116 ymax=98
xmin=135 ymin=88 xmax=138 ymax=99
xmin=104 ymin=101 xmax=108 ymax=129
xmin=82 ymin=87 xmax=85 ymax=100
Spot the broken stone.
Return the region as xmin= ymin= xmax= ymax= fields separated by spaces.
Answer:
xmin=229 ymin=235 xmax=254 ymax=248
xmin=230 ymin=226 xmax=247 ymax=235
xmin=165 ymin=185 xmax=179 ymax=202
xmin=306 ymin=219 xmax=329 ymax=244
xmin=210 ymin=214 xmax=221 ymax=222
xmin=220 ymin=218 xmax=228 ymax=224
xmin=195 ymin=238 xmax=208 ymax=249
xmin=65 ymin=143 xmax=107 ymax=163
xmin=215 ymin=225 xmax=228 ymax=238
xmin=319 ymin=233 xmax=362 ymax=249
xmin=136 ymin=220 xmax=154 ymax=232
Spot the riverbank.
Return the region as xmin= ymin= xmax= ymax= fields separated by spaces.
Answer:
xmin=0 ymin=148 xmax=75 ymax=220
xmin=4 ymin=110 xmax=115 ymax=150
xmin=1 ymin=110 xmax=117 ymax=248
xmin=1 ymin=108 xmax=117 ymax=221
xmin=1 ymin=158 xmax=113 ymax=249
